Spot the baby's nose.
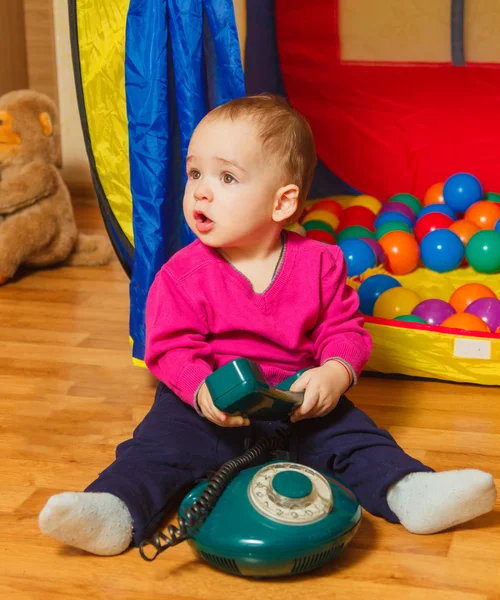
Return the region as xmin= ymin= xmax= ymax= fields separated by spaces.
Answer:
xmin=194 ymin=182 xmax=213 ymax=201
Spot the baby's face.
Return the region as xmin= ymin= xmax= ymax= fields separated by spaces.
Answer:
xmin=183 ymin=116 xmax=283 ymax=248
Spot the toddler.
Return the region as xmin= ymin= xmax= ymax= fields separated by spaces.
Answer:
xmin=39 ymin=95 xmax=496 ymax=556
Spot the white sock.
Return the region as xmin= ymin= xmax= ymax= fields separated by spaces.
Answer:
xmin=387 ymin=469 xmax=497 ymax=535
xmin=39 ymin=492 xmax=133 ymax=556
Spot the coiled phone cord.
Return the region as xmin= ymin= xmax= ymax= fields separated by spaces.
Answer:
xmin=139 ymin=426 xmax=289 ymax=562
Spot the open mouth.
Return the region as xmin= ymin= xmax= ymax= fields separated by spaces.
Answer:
xmin=193 ymin=209 xmax=215 ymax=233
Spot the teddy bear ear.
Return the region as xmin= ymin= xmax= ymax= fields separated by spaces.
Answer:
xmin=39 ymin=112 xmax=53 ymax=137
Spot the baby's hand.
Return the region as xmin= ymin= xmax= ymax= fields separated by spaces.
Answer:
xmin=289 ymin=361 xmax=351 ymax=423
xmin=197 ymin=382 xmax=250 ymax=428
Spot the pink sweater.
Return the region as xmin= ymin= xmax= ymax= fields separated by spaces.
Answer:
xmin=145 ymin=231 xmax=372 ymax=407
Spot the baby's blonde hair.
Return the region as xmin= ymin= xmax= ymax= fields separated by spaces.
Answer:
xmin=205 ymin=94 xmax=317 ymax=223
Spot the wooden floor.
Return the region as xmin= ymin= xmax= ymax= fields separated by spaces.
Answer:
xmin=1 ymin=195 xmax=499 ymax=599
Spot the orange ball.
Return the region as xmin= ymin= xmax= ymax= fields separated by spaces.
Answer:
xmin=448 ymin=219 xmax=480 ymax=245
xmin=449 ymin=283 xmax=497 ymax=313
xmin=464 ymin=201 xmax=500 ymax=230
xmin=440 ymin=312 xmax=491 ymax=333
xmin=423 ymin=182 xmax=445 ymax=206
xmin=378 ymin=231 xmax=420 ymax=275
xmin=496 ymin=325 xmax=500 ymax=334
xmin=306 ymin=199 xmax=343 ymax=219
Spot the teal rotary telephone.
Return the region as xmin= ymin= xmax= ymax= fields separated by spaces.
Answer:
xmin=139 ymin=359 xmax=361 ymax=578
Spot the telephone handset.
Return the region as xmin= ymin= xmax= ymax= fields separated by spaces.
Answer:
xmin=140 ymin=422 xmax=361 ymax=577
xmin=206 ymin=358 xmax=308 ymax=420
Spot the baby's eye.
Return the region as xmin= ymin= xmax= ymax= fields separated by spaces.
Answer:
xmin=188 ymin=169 xmax=201 ymax=180
xmin=222 ymin=173 xmax=236 ymax=184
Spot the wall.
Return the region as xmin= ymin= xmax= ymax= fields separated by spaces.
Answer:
xmin=0 ymin=1 xmax=29 ymax=96
xmin=52 ymin=0 xmax=90 ymax=186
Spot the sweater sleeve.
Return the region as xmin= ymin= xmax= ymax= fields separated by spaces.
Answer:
xmin=311 ymin=247 xmax=372 ymax=381
xmin=144 ymin=267 xmax=215 ymax=407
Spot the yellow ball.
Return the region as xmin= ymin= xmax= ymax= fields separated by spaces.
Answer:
xmin=373 ymin=287 xmax=422 ymax=319
xmin=301 ymin=209 xmax=340 ymax=231
xmin=350 ymin=195 xmax=382 ymax=215
xmin=286 ymin=223 xmax=306 ymax=236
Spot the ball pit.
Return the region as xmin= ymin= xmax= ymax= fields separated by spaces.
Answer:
xmin=298 ymin=179 xmax=500 ymax=385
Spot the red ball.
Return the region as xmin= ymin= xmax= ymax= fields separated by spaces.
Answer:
xmin=306 ymin=229 xmax=336 ymax=244
xmin=337 ymin=206 xmax=376 ymax=233
xmin=414 ymin=213 xmax=454 ymax=242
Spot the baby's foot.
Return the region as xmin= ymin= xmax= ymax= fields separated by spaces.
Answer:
xmin=387 ymin=469 xmax=497 ymax=534
xmin=39 ymin=492 xmax=133 ymax=555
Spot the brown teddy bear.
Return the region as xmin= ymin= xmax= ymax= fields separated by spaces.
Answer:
xmin=0 ymin=89 xmax=112 ymax=285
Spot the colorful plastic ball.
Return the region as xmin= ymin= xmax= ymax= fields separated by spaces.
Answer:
xmin=349 ymin=195 xmax=382 ymax=215
xmin=378 ymin=231 xmax=420 ymax=275
xmin=394 ymin=315 xmax=428 ymax=324
xmin=337 ymin=226 xmax=375 ymax=243
xmin=448 ymin=219 xmax=480 ymax=245
xmin=411 ymin=299 xmax=456 ymax=326
xmin=496 ymin=325 xmax=500 ymax=334
xmin=464 ymin=200 xmax=500 ymax=230
xmin=302 ymin=220 xmax=336 ymax=237
xmin=420 ymin=229 xmax=464 ymax=272
xmin=375 ymin=211 xmax=414 ymax=229
xmin=418 ymin=204 xmax=457 ymax=221
xmin=359 ymin=237 xmax=386 ymax=265
xmin=338 ymin=239 xmax=377 ymax=277
xmin=423 ymin=182 xmax=445 ymax=207
xmin=448 ymin=219 xmax=481 ymax=265
xmin=486 ymin=192 xmax=500 ymax=204
xmin=305 ymin=229 xmax=336 ymax=244
xmin=496 ymin=219 xmax=500 ymax=233
xmin=449 ymin=283 xmax=497 ymax=313
xmin=337 ymin=206 xmax=376 ymax=233
xmin=286 ymin=223 xmax=306 ymax=236
xmin=373 ymin=287 xmax=422 ymax=319
xmin=357 ymin=274 xmax=401 ymax=316
xmin=302 ymin=209 xmax=339 ymax=231
xmin=414 ymin=212 xmax=454 ymax=243
xmin=465 ymin=298 xmax=500 ymax=333
xmin=306 ymin=199 xmax=343 ymax=219
xmin=440 ymin=313 xmax=491 ymax=333
xmin=388 ymin=193 xmax=422 ymax=216
xmin=465 ymin=230 xmax=500 ymax=273
xmin=375 ymin=221 xmax=414 ymax=240
xmin=443 ymin=173 xmax=483 ymax=213
xmin=379 ymin=202 xmax=416 ymax=223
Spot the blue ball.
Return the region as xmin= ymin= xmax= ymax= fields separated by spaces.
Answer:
xmin=338 ymin=239 xmax=377 ymax=278
xmin=443 ymin=173 xmax=483 ymax=213
xmin=420 ymin=229 xmax=465 ymax=273
xmin=357 ymin=274 xmax=402 ymax=316
xmin=495 ymin=218 xmax=500 ymax=233
xmin=417 ymin=204 xmax=457 ymax=221
xmin=374 ymin=211 xmax=414 ymax=229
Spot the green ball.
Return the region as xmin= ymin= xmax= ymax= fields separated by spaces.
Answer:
xmin=465 ymin=230 xmax=500 ymax=273
xmin=337 ymin=226 xmax=376 ymax=243
xmin=388 ymin=193 xmax=422 ymax=216
xmin=486 ymin=192 xmax=500 ymax=202
xmin=394 ymin=315 xmax=427 ymax=324
xmin=302 ymin=219 xmax=336 ymax=236
xmin=375 ymin=221 xmax=414 ymax=240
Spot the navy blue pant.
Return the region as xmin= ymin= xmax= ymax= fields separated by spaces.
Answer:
xmin=86 ymin=383 xmax=433 ymax=546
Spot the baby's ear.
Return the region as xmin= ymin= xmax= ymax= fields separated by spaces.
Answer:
xmin=273 ymin=184 xmax=300 ymax=223
xmin=39 ymin=112 xmax=53 ymax=137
